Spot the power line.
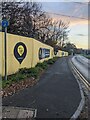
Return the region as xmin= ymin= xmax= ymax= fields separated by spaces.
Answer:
xmin=45 ymin=11 xmax=88 ymax=20
xmin=65 ymin=1 xmax=88 ymax=4
xmin=72 ymin=2 xmax=88 ymax=5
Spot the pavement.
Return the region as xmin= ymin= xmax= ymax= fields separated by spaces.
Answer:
xmin=2 ymin=57 xmax=82 ymax=119
xmin=2 ymin=106 xmax=37 ymax=119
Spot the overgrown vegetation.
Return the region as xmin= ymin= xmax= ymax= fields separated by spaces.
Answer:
xmin=2 ymin=57 xmax=58 ymax=88
xmin=36 ymin=61 xmax=48 ymax=70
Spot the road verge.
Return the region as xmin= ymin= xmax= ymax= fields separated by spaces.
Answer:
xmin=1 ymin=57 xmax=58 ymax=98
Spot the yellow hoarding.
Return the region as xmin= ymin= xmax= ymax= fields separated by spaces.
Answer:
xmin=0 ymin=32 xmax=68 ymax=76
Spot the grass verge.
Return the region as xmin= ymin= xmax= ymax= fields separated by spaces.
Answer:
xmin=2 ymin=57 xmax=58 ymax=89
xmin=81 ymin=54 xmax=90 ymax=59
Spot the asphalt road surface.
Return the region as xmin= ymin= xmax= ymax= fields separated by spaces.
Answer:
xmin=3 ymin=57 xmax=81 ymax=118
xmin=72 ymin=55 xmax=90 ymax=82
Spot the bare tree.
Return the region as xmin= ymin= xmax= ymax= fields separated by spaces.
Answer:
xmin=2 ymin=1 xmax=70 ymax=48
xmin=44 ymin=20 xmax=70 ymax=47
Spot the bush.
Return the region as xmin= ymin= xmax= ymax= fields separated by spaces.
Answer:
xmin=2 ymin=73 xmax=27 ymax=88
xmin=2 ymin=57 xmax=58 ymax=88
xmin=36 ymin=61 xmax=48 ymax=70
xmin=19 ymin=68 xmax=29 ymax=74
xmin=2 ymin=79 xmax=13 ymax=88
xmin=47 ymin=59 xmax=54 ymax=64
xmin=53 ymin=57 xmax=58 ymax=62
xmin=27 ymin=67 xmax=39 ymax=79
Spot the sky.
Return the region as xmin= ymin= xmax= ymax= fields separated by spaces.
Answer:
xmin=40 ymin=1 xmax=88 ymax=49
xmin=1 ymin=0 xmax=89 ymax=49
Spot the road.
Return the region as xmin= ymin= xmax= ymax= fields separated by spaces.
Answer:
xmin=71 ymin=55 xmax=90 ymax=119
xmin=2 ymin=57 xmax=82 ymax=119
xmin=72 ymin=55 xmax=90 ymax=83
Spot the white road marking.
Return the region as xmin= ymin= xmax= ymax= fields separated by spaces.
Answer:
xmin=70 ymin=61 xmax=90 ymax=91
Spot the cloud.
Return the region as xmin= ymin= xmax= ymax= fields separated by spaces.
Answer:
xmin=70 ymin=18 xmax=88 ymax=26
xmin=47 ymin=13 xmax=88 ymax=26
xmin=43 ymin=2 xmax=88 ymax=26
xmin=76 ymin=34 xmax=87 ymax=36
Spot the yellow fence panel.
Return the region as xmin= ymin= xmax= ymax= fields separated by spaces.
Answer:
xmin=32 ymin=39 xmax=53 ymax=67
xmin=0 ymin=32 xmax=68 ymax=76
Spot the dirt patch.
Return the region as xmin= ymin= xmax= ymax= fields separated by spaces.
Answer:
xmin=1 ymin=77 xmax=36 ymax=98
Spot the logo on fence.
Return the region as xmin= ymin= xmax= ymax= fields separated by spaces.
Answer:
xmin=39 ymin=48 xmax=42 ymax=60
xmin=39 ymin=48 xmax=50 ymax=60
xmin=14 ymin=42 xmax=27 ymax=64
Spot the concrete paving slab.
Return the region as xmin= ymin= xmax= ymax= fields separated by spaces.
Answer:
xmin=17 ymin=109 xmax=34 ymax=118
xmin=2 ymin=106 xmax=37 ymax=119
xmin=2 ymin=107 xmax=19 ymax=118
